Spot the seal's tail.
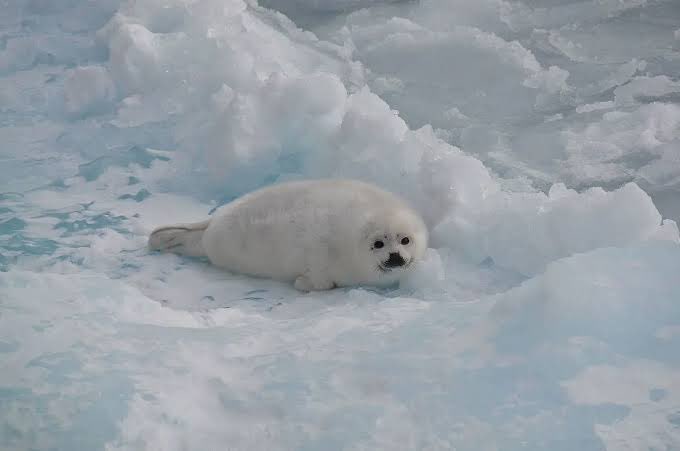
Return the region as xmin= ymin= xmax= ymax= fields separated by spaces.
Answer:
xmin=148 ymin=219 xmax=210 ymax=257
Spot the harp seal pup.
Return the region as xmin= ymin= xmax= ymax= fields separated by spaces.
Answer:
xmin=148 ymin=179 xmax=428 ymax=291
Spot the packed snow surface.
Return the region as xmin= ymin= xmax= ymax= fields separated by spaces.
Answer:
xmin=1 ymin=0 xmax=680 ymax=449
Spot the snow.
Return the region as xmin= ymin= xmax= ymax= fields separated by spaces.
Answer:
xmin=1 ymin=0 xmax=680 ymax=450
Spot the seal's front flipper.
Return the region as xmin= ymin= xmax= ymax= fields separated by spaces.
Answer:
xmin=294 ymin=275 xmax=336 ymax=292
xmin=148 ymin=219 xmax=210 ymax=257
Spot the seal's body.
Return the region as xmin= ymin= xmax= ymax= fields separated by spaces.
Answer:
xmin=149 ymin=179 xmax=428 ymax=291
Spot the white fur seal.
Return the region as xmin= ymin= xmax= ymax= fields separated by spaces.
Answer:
xmin=148 ymin=179 xmax=428 ymax=291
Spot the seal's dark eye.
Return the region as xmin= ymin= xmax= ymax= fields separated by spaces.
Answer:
xmin=401 ymin=237 xmax=410 ymax=245
xmin=373 ymin=240 xmax=384 ymax=249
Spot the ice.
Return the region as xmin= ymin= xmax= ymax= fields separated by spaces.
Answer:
xmin=613 ymin=75 xmax=680 ymax=106
xmin=562 ymin=103 xmax=680 ymax=192
xmin=64 ymin=66 xmax=117 ymax=115
xmin=338 ymin=12 xmax=569 ymax=129
xmin=434 ymin=182 xmax=677 ymax=276
xmin=2 ymin=0 xmax=680 ymax=449
xmin=296 ymin=0 xmax=680 ymax=220
xmin=490 ymin=242 xmax=680 ymax=450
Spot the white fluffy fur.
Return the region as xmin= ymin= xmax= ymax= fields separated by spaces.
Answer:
xmin=149 ymin=179 xmax=428 ymax=291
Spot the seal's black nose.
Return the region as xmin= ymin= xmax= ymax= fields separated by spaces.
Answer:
xmin=384 ymin=252 xmax=406 ymax=268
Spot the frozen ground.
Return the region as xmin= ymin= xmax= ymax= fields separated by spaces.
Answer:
xmin=1 ymin=0 xmax=680 ymax=449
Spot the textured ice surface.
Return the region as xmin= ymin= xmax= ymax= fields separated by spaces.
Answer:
xmin=1 ymin=0 xmax=680 ymax=450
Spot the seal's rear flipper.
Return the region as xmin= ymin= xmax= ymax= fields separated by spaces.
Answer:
xmin=148 ymin=219 xmax=210 ymax=257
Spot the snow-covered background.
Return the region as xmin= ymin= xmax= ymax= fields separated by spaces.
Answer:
xmin=2 ymin=0 xmax=680 ymax=449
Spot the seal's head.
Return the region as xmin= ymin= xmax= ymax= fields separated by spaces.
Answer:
xmin=358 ymin=207 xmax=428 ymax=282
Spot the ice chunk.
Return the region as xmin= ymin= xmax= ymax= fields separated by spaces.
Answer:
xmin=562 ymin=103 xmax=680 ymax=190
xmin=563 ymin=361 xmax=680 ymax=451
xmin=399 ymin=247 xmax=446 ymax=292
xmin=259 ymin=0 xmax=399 ymax=14
xmin=489 ymin=241 xmax=680 ymax=449
xmin=434 ymin=182 xmax=678 ymax=276
xmin=341 ymin=13 xmax=569 ymax=128
xmin=99 ymin=18 xmax=162 ymax=96
xmin=575 ymin=101 xmax=614 ymax=114
xmin=0 ymin=37 xmax=37 ymax=74
xmin=64 ymin=66 xmax=117 ymax=115
xmin=94 ymin=2 xmax=506 ymax=228
xmin=491 ymin=241 xmax=680 ymax=343
xmin=614 ymin=75 xmax=680 ymax=106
